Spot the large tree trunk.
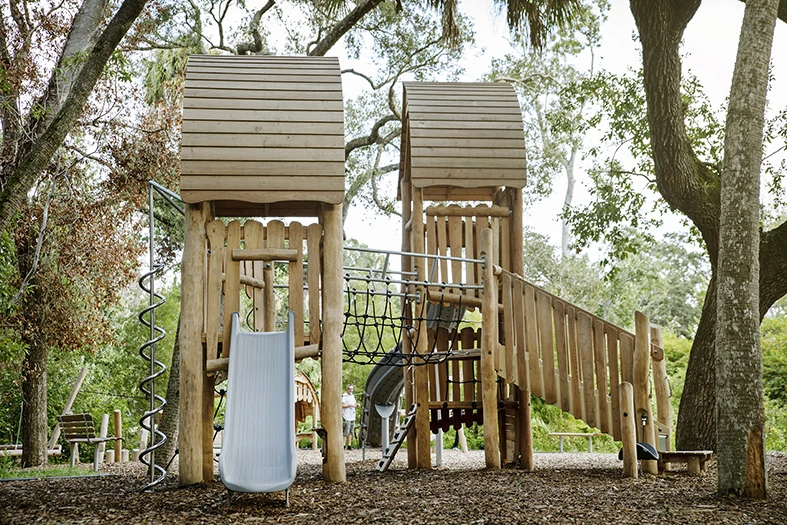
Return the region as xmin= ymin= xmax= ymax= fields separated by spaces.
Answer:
xmin=676 ymin=275 xmax=717 ymax=451
xmin=631 ymin=0 xmax=787 ymax=452
xmin=20 ymin=342 xmax=48 ymax=467
xmin=716 ymin=0 xmax=776 ymax=499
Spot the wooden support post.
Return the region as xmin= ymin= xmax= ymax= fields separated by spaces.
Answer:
xmin=650 ymin=324 xmax=671 ymax=450
xmin=321 ymin=204 xmax=346 ymax=482
xmin=412 ymin=189 xmax=431 ymax=469
xmin=619 ymin=382 xmax=638 ymax=478
xmin=179 ymin=202 xmax=206 ymax=485
xmin=480 ymin=228 xmax=501 ymax=468
xmin=113 ymin=410 xmax=122 ymax=462
xmin=96 ymin=413 xmax=109 ymax=465
xmin=634 ymin=311 xmax=658 ymax=475
xmin=510 ymin=188 xmax=532 ymax=470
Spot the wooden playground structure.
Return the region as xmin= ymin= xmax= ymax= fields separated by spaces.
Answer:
xmin=176 ymin=56 xmax=676 ymax=487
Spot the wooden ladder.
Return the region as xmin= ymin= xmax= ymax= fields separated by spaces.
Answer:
xmin=376 ymin=405 xmax=417 ymax=472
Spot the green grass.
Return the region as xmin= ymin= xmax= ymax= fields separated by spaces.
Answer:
xmin=0 ymin=459 xmax=96 ymax=480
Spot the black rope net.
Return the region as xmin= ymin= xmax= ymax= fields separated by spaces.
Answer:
xmin=341 ymin=267 xmax=472 ymax=367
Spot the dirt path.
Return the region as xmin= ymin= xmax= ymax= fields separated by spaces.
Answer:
xmin=2 ymin=450 xmax=786 ymax=524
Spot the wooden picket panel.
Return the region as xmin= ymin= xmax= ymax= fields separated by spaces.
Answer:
xmin=288 ymin=222 xmax=305 ymax=345
xmin=523 ymin=284 xmax=543 ymax=398
xmin=461 ymin=327 xmax=476 ymax=403
xmin=592 ymin=320 xmax=609 ymax=434
xmin=428 ymin=330 xmax=438 ymax=403
xmin=536 ymin=291 xmax=557 ymax=404
xmin=205 ymin=221 xmax=225 ymax=362
xmin=306 ymin=223 xmax=322 ymax=345
xmin=448 ymin=215 xmax=463 ymax=295
xmin=606 ymin=325 xmax=622 ymax=440
xmin=619 ymin=332 xmax=635 ymax=384
xmin=464 ymin=217 xmax=477 ymax=302
xmin=243 ymin=220 xmax=265 ymax=331
xmin=577 ymin=312 xmax=596 ymax=429
xmin=501 ymin=274 xmax=515 ymax=384
xmin=222 ymin=221 xmax=242 ymax=358
xmin=436 ymin=216 xmax=449 ymax=289
xmin=513 ymin=279 xmax=528 ymax=391
xmin=566 ymin=305 xmax=584 ymax=421
xmin=553 ymin=300 xmax=571 ymax=412
xmin=437 ymin=329 xmax=450 ymax=403
xmin=264 ymin=221 xmax=283 ymax=330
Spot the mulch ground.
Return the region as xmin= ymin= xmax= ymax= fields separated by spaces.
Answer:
xmin=2 ymin=450 xmax=786 ymax=524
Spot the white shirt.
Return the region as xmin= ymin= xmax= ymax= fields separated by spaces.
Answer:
xmin=342 ymin=392 xmax=356 ymax=421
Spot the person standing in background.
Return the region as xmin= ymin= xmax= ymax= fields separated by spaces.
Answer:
xmin=342 ymin=384 xmax=358 ymax=449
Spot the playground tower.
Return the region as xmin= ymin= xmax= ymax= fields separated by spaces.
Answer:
xmin=178 ymin=55 xmax=347 ymax=485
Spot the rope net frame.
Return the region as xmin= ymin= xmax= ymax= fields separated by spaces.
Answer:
xmin=341 ymin=246 xmax=481 ymax=367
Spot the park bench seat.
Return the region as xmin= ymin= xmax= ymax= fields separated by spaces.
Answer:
xmin=658 ymin=450 xmax=714 ymax=474
xmin=56 ymin=414 xmax=121 ymax=470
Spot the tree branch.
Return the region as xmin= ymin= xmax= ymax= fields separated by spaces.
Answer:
xmin=345 ymin=114 xmax=400 ymax=158
xmin=237 ymin=0 xmax=275 ymax=55
xmin=308 ymin=0 xmax=385 ymax=57
xmin=0 ymin=0 xmax=150 ymax=231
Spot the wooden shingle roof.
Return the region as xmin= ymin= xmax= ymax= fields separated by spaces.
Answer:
xmin=400 ymin=82 xmax=526 ymax=201
xmin=180 ymin=55 xmax=345 ymax=217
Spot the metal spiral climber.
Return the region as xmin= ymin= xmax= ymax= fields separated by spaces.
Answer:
xmin=138 ymin=263 xmax=168 ymax=490
xmin=136 ymin=181 xmax=183 ymax=491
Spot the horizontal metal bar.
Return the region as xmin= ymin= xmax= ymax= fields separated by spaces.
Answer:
xmin=344 ymin=245 xmax=483 ymax=265
xmin=344 ymin=275 xmax=484 ymax=290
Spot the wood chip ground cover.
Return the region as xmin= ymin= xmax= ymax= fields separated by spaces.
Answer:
xmin=1 ymin=450 xmax=785 ymax=524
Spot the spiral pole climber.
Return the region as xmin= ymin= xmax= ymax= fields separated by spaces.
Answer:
xmin=138 ymin=180 xmax=183 ymax=490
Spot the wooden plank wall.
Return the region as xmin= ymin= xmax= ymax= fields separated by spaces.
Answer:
xmin=498 ymin=278 xmax=635 ymax=441
xmin=204 ymin=219 xmax=321 ymax=359
xmin=181 ymin=55 xmax=345 ymax=213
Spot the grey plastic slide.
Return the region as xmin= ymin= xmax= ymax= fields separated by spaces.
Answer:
xmin=360 ymin=343 xmax=404 ymax=447
xmin=219 ymin=312 xmax=296 ymax=494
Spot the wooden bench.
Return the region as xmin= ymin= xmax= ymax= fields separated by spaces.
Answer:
xmin=57 ymin=414 xmax=121 ymax=470
xmin=658 ymin=450 xmax=714 ymax=474
xmin=548 ymin=432 xmax=604 ymax=453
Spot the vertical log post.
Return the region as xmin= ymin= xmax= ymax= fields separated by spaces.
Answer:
xmin=412 ymin=189 xmax=431 ymax=469
xmin=113 ymin=410 xmax=122 ymax=462
xmin=650 ymin=324 xmax=671 ymax=451
xmin=97 ymin=413 xmax=109 ymax=464
xmin=321 ymin=204 xmax=346 ymax=482
xmin=510 ymin=188 xmax=532 ymax=470
xmin=634 ymin=311 xmax=658 ymax=475
xmin=480 ymin=228 xmax=501 ymax=468
xmin=400 ymin=166 xmax=417 ymax=470
xmin=179 ymin=202 xmax=206 ymax=485
xmin=619 ymin=382 xmax=638 ymax=478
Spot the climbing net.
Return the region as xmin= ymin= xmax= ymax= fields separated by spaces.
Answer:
xmin=341 ymin=246 xmax=481 ymax=366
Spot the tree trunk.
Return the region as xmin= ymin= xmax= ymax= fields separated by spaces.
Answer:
xmin=156 ymin=318 xmax=181 ymax=469
xmin=561 ymin=148 xmax=577 ymax=259
xmin=716 ymin=0 xmax=776 ymax=499
xmin=20 ymin=342 xmax=48 ymax=467
xmin=676 ymin=275 xmax=717 ymax=451
xmin=630 ymin=0 xmax=787 ymax=452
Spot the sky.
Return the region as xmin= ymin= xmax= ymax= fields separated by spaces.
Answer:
xmin=342 ymin=0 xmax=787 ymax=252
